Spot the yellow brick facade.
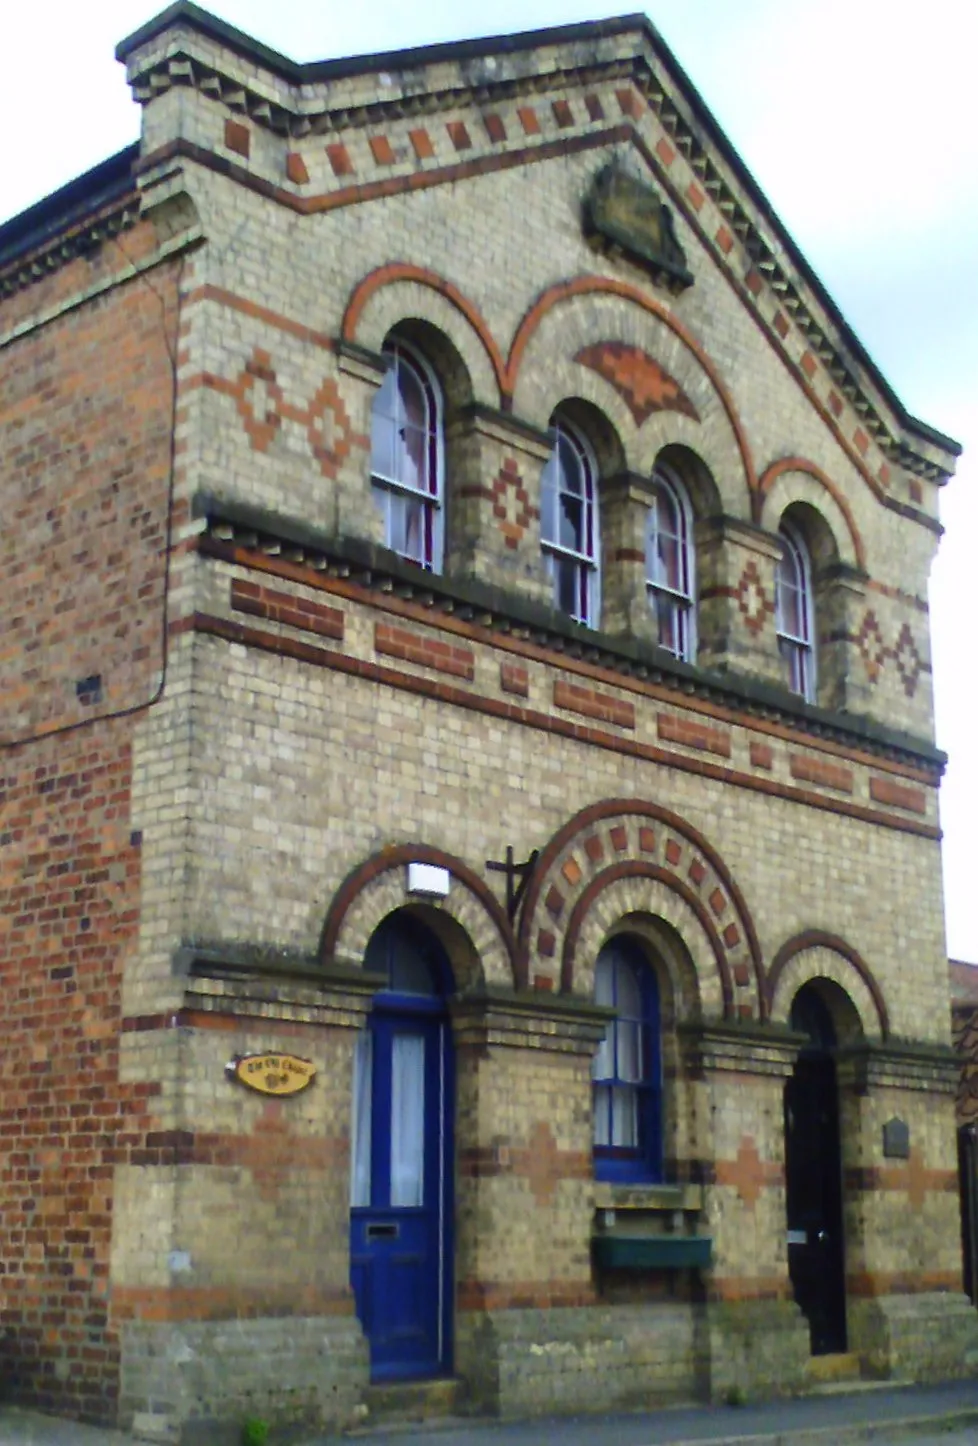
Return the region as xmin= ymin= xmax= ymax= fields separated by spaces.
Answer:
xmin=2 ymin=4 xmax=975 ymax=1439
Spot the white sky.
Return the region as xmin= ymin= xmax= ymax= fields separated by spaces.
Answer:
xmin=4 ymin=0 xmax=976 ymax=961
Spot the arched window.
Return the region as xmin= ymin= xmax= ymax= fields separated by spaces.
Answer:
xmin=371 ymin=340 xmax=444 ymax=572
xmin=592 ymin=938 xmax=662 ymax=1183
xmin=776 ymin=521 xmax=815 ymax=700
xmin=646 ymin=463 xmax=696 ymax=661
xmin=541 ymin=417 xmax=600 ymax=626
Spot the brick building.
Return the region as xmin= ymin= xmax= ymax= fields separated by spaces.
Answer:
xmin=1 ymin=4 xmax=975 ymax=1438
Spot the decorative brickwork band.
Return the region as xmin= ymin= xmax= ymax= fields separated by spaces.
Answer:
xmin=490 ymin=456 xmax=537 ymax=550
xmin=714 ymin=1134 xmax=783 ymax=1210
xmin=574 ymin=341 xmax=700 ymax=425
xmin=200 ymin=345 xmax=363 ymax=479
xmin=855 ymin=612 xmax=926 ymax=697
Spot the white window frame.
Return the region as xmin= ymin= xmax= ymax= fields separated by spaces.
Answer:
xmin=645 ymin=463 xmax=696 ymax=662
xmin=776 ymin=520 xmax=816 ymax=701
xmin=370 ymin=339 xmax=445 ymax=573
xmin=541 ymin=418 xmax=600 ymax=627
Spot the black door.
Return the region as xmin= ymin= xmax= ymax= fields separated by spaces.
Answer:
xmin=784 ymin=986 xmax=847 ymax=1354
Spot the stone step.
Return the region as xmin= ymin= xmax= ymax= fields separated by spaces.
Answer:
xmin=804 ymin=1351 xmax=864 ymax=1387
xmin=361 ymin=1376 xmax=464 ymax=1428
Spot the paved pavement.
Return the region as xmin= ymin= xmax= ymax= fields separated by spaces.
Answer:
xmin=2 ymin=1380 xmax=978 ymax=1445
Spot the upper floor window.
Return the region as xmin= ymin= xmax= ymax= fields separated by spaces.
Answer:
xmin=776 ymin=521 xmax=815 ymax=701
xmin=592 ymin=938 xmax=662 ymax=1183
xmin=646 ymin=464 xmax=696 ymax=661
xmin=371 ymin=340 xmax=444 ymax=572
xmin=541 ymin=418 xmax=600 ymax=627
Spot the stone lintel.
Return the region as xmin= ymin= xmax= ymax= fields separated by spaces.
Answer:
xmin=836 ymin=1039 xmax=960 ymax=1095
xmin=680 ymin=1020 xmax=804 ymax=1078
xmin=602 ymin=470 xmax=659 ymax=507
xmin=817 ymin=559 xmax=870 ymax=592
xmin=460 ymin=403 xmax=552 ymax=459
xmin=176 ymin=943 xmax=387 ymax=1027
xmin=336 ymin=338 xmax=386 ymax=386
xmin=452 ymin=989 xmax=611 ymax=1055
xmin=696 ymin=513 xmax=784 ymax=561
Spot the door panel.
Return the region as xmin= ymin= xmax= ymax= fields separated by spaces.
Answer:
xmin=784 ymin=1053 xmax=847 ymax=1354
xmin=350 ymin=1006 xmax=452 ymax=1380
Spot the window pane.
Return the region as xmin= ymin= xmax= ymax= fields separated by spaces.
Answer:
xmin=615 ymin=958 xmax=642 ymax=1019
xmin=656 ymin=595 xmax=680 ymax=654
xmin=594 ymin=1084 xmax=612 ymax=1146
xmin=558 ymin=491 xmax=584 ymax=553
xmin=390 ymin=1033 xmax=425 ymax=1208
xmin=350 ymin=1030 xmax=373 ymax=1207
xmin=554 ymin=554 xmax=581 ymax=617
xmin=611 ymin=1085 xmax=638 ymax=1148
xmin=616 ymin=1019 xmax=641 ymax=1083
xmin=540 ymin=446 xmax=562 ymax=544
xmin=371 ymin=369 xmax=399 ymax=480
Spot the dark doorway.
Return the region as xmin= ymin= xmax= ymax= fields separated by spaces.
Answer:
xmin=784 ymin=984 xmax=847 ymax=1354
xmin=350 ymin=913 xmax=455 ymax=1381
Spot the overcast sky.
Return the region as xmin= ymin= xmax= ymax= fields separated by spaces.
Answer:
xmin=4 ymin=0 xmax=976 ymax=962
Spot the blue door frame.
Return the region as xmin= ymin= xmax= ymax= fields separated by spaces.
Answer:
xmin=350 ymin=989 xmax=454 ymax=1380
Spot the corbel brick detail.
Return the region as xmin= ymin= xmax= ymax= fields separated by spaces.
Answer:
xmin=231 ymin=580 xmax=344 ymax=641
xmin=658 ymin=713 xmax=732 ymax=758
xmin=790 ymin=754 xmax=854 ymax=794
xmin=375 ymin=621 xmax=475 ymax=681
xmin=869 ymin=775 xmax=927 ymax=815
xmin=554 ymin=680 xmax=635 ymax=729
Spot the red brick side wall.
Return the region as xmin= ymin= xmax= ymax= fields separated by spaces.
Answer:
xmin=0 ymin=722 xmax=157 ymax=1422
xmin=0 ymin=244 xmax=179 ymax=1420
xmin=0 ymin=244 xmax=180 ymax=742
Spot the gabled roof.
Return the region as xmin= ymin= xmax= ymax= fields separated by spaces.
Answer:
xmin=0 ymin=4 xmax=960 ymax=480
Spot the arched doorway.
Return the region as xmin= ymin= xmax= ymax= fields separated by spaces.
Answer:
xmin=350 ymin=912 xmax=455 ymax=1380
xmin=784 ymin=983 xmax=847 ymax=1354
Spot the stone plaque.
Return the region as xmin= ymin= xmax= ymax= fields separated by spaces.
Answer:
xmin=583 ymin=163 xmax=694 ymax=292
xmin=228 ymin=1052 xmax=316 ymax=1097
xmin=883 ymin=1117 xmax=910 ymax=1159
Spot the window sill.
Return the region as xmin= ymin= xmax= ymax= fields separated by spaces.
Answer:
xmin=593 ymin=1182 xmax=702 ymax=1213
xmin=592 ymin=1182 xmax=709 ymax=1271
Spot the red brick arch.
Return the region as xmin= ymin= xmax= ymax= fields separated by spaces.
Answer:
xmin=340 ymin=262 xmax=508 ymax=399
xmin=766 ymin=929 xmax=889 ymax=1037
xmin=519 ymin=800 xmax=764 ymax=1016
xmin=320 ymin=842 xmax=516 ymax=989
xmin=560 ymin=860 xmax=734 ymax=1015
xmin=757 ymin=456 xmax=867 ymax=570
xmin=505 ymin=276 xmax=757 ymax=493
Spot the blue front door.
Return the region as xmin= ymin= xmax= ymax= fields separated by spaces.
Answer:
xmin=350 ymin=916 xmax=454 ymax=1380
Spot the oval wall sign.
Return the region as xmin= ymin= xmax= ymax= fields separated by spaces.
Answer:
xmin=228 ymin=1053 xmax=316 ymax=1097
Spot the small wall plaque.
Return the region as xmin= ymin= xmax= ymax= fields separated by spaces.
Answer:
xmin=228 ymin=1053 xmax=316 ymax=1097
xmin=883 ymin=1117 xmax=910 ymax=1160
xmin=583 ymin=162 xmax=694 ymax=292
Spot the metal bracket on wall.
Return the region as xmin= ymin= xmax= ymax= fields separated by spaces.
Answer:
xmin=485 ymin=845 xmax=539 ymax=924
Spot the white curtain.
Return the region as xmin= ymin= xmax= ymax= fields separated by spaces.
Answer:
xmin=390 ymin=1032 xmax=426 ymax=1208
xmin=350 ymin=1030 xmax=373 ymax=1208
